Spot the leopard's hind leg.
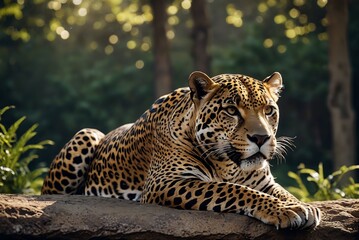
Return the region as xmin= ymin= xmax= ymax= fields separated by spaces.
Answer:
xmin=41 ymin=128 xmax=105 ymax=194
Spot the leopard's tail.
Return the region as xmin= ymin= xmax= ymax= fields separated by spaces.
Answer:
xmin=41 ymin=128 xmax=105 ymax=195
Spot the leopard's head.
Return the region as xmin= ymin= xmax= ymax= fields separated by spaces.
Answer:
xmin=189 ymin=71 xmax=288 ymax=171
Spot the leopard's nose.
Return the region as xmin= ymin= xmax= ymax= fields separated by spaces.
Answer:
xmin=247 ymin=134 xmax=270 ymax=148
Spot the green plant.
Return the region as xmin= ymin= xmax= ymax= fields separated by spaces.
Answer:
xmin=287 ymin=163 xmax=359 ymax=202
xmin=0 ymin=106 xmax=53 ymax=194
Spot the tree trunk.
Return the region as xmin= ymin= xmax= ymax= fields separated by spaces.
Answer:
xmin=327 ymin=0 xmax=356 ymax=174
xmin=150 ymin=0 xmax=172 ymax=98
xmin=190 ymin=0 xmax=211 ymax=74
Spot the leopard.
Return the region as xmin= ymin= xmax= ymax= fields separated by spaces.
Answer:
xmin=41 ymin=71 xmax=321 ymax=229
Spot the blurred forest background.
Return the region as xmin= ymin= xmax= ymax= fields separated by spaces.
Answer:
xmin=0 ymin=0 xmax=358 ymax=190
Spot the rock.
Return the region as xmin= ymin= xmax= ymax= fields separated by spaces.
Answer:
xmin=0 ymin=194 xmax=358 ymax=239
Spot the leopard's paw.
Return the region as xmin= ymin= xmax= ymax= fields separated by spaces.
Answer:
xmin=257 ymin=203 xmax=320 ymax=229
xmin=298 ymin=204 xmax=321 ymax=229
xmin=275 ymin=203 xmax=321 ymax=229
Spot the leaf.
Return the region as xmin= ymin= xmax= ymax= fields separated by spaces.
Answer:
xmin=0 ymin=166 xmax=15 ymax=175
xmin=347 ymin=165 xmax=359 ymax=171
xmin=297 ymin=163 xmax=306 ymax=169
xmin=287 ymin=187 xmax=304 ymax=197
xmin=288 ymin=171 xmax=300 ymax=181
xmin=287 ymin=162 xmax=359 ymax=201
xmin=7 ymin=116 xmax=26 ymax=142
xmin=29 ymin=167 xmax=48 ymax=179
xmin=299 ymin=168 xmax=320 ymax=181
xmin=332 ymin=165 xmax=359 ymax=188
xmin=37 ymin=140 xmax=55 ymax=146
xmin=0 ymin=106 xmax=15 ymax=119
xmin=15 ymin=124 xmax=38 ymax=149
xmin=0 ymin=106 xmax=53 ymax=194
xmin=318 ymin=162 xmax=324 ymax=183
xmin=0 ymin=132 xmax=12 ymax=147
xmin=288 ymin=171 xmax=310 ymax=197
xmin=20 ymin=154 xmax=39 ymax=166
xmin=306 ymin=176 xmax=318 ymax=183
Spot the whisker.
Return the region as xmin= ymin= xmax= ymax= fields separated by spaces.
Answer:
xmin=194 ymin=142 xmax=218 ymax=148
xmin=201 ymin=145 xmax=218 ymax=159
xmin=274 ymin=136 xmax=296 ymax=164
xmin=277 ymin=136 xmax=296 ymax=150
xmin=201 ymin=142 xmax=233 ymax=161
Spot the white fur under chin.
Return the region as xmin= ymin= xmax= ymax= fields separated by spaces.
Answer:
xmin=240 ymin=158 xmax=268 ymax=171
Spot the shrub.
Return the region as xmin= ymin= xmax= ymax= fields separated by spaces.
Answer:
xmin=0 ymin=106 xmax=53 ymax=194
xmin=287 ymin=162 xmax=359 ymax=202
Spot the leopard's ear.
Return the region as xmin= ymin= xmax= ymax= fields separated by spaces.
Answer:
xmin=188 ymin=71 xmax=218 ymax=101
xmin=263 ymin=72 xmax=283 ymax=102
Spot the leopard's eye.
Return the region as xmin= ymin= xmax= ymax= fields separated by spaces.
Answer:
xmin=226 ymin=106 xmax=239 ymax=116
xmin=264 ymin=106 xmax=275 ymax=116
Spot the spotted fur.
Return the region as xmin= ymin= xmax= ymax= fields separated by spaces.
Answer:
xmin=42 ymin=71 xmax=321 ymax=229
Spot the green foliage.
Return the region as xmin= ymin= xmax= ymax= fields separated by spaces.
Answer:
xmin=0 ymin=0 xmax=358 ymax=188
xmin=287 ymin=163 xmax=359 ymax=202
xmin=0 ymin=106 xmax=54 ymax=194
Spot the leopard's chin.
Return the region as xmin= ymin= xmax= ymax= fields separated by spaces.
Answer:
xmin=239 ymin=152 xmax=267 ymax=171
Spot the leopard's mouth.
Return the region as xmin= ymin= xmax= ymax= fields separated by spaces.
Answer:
xmin=229 ymin=151 xmax=267 ymax=167
xmin=243 ymin=152 xmax=267 ymax=162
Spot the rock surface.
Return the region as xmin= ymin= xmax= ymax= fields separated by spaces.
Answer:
xmin=0 ymin=194 xmax=358 ymax=239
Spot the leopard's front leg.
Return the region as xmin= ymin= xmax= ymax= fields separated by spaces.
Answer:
xmin=142 ymin=179 xmax=319 ymax=229
xmin=258 ymin=182 xmax=321 ymax=228
xmin=240 ymin=164 xmax=321 ymax=228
